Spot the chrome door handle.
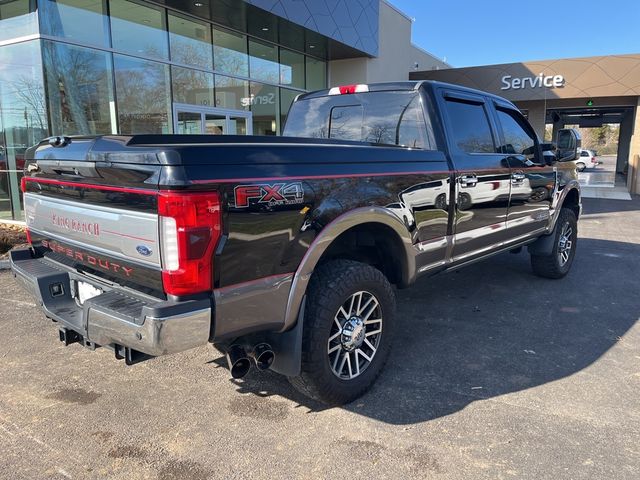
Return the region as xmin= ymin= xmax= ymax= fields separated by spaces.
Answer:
xmin=459 ymin=175 xmax=478 ymax=187
xmin=511 ymin=172 xmax=526 ymax=183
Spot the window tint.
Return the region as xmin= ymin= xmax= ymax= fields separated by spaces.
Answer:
xmin=397 ymin=96 xmax=429 ymax=149
xmin=284 ymin=91 xmax=434 ymax=149
xmin=444 ymin=99 xmax=494 ymax=153
xmin=496 ymin=108 xmax=535 ymax=156
xmin=329 ymin=105 xmax=363 ymax=141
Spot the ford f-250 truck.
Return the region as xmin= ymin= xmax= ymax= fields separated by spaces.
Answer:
xmin=10 ymin=81 xmax=582 ymax=405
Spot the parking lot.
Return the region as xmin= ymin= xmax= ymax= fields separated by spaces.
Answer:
xmin=1 ymin=196 xmax=639 ymax=480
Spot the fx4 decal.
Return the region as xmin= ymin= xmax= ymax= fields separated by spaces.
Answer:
xmin=234 ymin=183 xmax=304 ymax=208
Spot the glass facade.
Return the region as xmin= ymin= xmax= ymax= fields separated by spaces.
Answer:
xmin=0 ymin=0 xmax=328 ymax=219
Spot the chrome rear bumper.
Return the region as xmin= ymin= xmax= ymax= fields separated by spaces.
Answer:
xmin=10 ymin=249 xmax=211 ymax=357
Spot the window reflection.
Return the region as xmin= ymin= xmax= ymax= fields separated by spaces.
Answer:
xmin=40 ymin=0 xmax=110 ymax=47
xmin=0 ymin=0 xmax=37 ymax=42
xmin=250 ymin=82 xmax=278 ymax=135
xmin=306 ymin=58 xmax=326 ymax=92
xmin=114 ymin=54 xmax=171 ymax=134
xmin=279 ymin=88 xmax=299 ymax=133
xmin=248 ymin=39 xmax=279 ymax=83
xmin=0 ymin=41 xmax=47 ymax=219
xmin=168 ymin=13 xmax=212 ymax=70
xmin=43 ymin=41 xmax=114 ymax=135
xmin=280 ymin=49 xmax=304 ymax=89
xmin=213 ymin=26 xmax=248 ymax=77
xmin=110 ymin=0 xmax=168 ymax=61
xmin=215 ymin=75 xmax=250 ymax=111
xmin=172 ymin=66 xmax=214 ymax=107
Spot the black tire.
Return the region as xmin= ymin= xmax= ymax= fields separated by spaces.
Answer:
xmin=576 ymin=162 xmax=586 ymax=172
xmin=531 ymin=208 xmax=577 ymax=279
xmin=289 ymin=260 xmax=396 ymax=405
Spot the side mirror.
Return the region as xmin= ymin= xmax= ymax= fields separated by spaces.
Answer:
xmin=556 ymin=129 xmax=581 ymax=162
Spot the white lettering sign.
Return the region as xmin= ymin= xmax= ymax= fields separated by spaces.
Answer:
xmin=241 ymin=93 xmax=276 ymax=107
xmin=501 ymin=73 xmax=564 ymax=90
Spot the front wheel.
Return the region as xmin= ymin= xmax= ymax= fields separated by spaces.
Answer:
xmin=530 ymin=208 xmax=578 ymax=279
xmin=289 ymin=260 xmax=396 ymax=405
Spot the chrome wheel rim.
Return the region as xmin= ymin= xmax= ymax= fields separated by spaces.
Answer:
xmin=558 ymin=222 xmax=573 ymax=266
xmin=328 ymin=291 xmax=383 ymax=380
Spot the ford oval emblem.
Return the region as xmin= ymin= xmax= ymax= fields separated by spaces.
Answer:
xmin=136 ymin=245 xmax=152 ymax=257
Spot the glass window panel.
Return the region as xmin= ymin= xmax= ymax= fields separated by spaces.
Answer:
xmin=444 ymin=100 xmax=495 ymax=153
xmin=279 ymin=49 xmax=304 ymax=89
xmin=40 ymin=0 xmax=109 ymax=47
xmin=0 ymin=0 xmax=37 ymax=42
xmin=212 ymin=26 xmax=248 ymax=77
xmin=248 ymin=39 xmax=278 ymax=83
xmin=43 ymin=41 xmax=115 ymax=135
xmin=0 ymin=40 xmax=47 ymax=220
xmin=214 ymin=75 xmax=249 ymax=111
xmin=114 ymin=54 xmax=171 ymax=134
xmin=250 ymin=82 xmax=278 ymax=136
xmin=171 ymin=66 xmax=214 ymax=107
xmin=175 ymin=111 xmax=201 ymax=134
xmin=168 ymin=13 xmax=212 ymax=70
xmin=305 ymin=57 xmax=326 ymax=91
xmin=496 ymin=108 xmax=535 ymax=156
xmin=110 ymin=0 xmax=168 ymax=60
xmin=279 ymin=88 xmax=299 ymax=134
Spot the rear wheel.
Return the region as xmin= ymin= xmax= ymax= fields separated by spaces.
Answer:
xmin=576 ymin=162 xmax=586 ymax=172
xmin=289 ymin=260 xmax=396 ymax=405
xmin=531 ymin=208 xmax=577 ymax=279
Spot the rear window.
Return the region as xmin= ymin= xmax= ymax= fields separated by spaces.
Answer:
xmin=283 ymin=91 xmax=435 ymax=149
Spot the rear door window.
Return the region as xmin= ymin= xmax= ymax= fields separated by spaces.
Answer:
xmin=443 ymin=98 xmax=495 ymax=154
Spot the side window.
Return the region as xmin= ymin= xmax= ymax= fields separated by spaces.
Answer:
xmin=397 ymin=96 xmax=429 ymax=149
xmin=329 ymin=105 xmax=363 ymax=142
xmin=444 ymin=99 xmax=495 ymax=153
xmin=496 ymin=108 xmax=536 ymax=157
xmin=580 ymin=150 xmax=589 ymax=157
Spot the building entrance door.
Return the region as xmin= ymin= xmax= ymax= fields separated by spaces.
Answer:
xmin=173 ymin=104 xmax=252 ymax=135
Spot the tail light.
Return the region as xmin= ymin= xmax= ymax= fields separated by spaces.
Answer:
xmin=592 ymin=157 xmax=597 ymax=163
xmin=328 ymin=84 xmax=369 ymax=95
xmin=158 ymin=191 xmax=221 ymax=296
xmin=20 ymin=177 xmax=32 ymax=245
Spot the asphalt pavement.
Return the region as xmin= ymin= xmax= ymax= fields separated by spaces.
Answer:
xmin=0 ymin=196 xmax=639 ymax=480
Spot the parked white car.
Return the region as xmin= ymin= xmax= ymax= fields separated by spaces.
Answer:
xmin=575 ymin=149 xmax=599 ymax=172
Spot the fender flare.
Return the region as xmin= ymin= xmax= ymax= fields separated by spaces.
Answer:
xmin=279 ymin=206 xmax=415 ymax=333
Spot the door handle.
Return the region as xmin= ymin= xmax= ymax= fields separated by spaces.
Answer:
xmin=459 ymin=175 xmax=478 ymax=187
xmin=511 ymin=172 xmax=526 ymax=183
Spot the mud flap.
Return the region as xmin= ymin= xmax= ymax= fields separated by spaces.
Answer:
xmin=527 ymin=224 xmax=557 ymax=256
xmin=267 ymin=297 xmax=305 ymax=377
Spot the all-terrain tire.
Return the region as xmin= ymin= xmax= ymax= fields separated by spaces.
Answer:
xmin=289 ymin=260 xmax=396 ymax=405
xmin=531 ymin=207 xmax=578 ymax=279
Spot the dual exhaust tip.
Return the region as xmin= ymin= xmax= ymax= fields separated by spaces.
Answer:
xmin=226 ymin=343 xmax=275 ymax=379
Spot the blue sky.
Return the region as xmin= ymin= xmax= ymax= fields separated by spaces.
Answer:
xmin=391 ymin=0 xmax=640 ymax=67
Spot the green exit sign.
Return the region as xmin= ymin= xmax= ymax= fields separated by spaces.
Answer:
xmin=586 ymin=99 xmax=594 ymax=106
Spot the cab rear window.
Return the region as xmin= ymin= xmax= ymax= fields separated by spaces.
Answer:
xmin=283 ymin=91 xmax=435 ymax=149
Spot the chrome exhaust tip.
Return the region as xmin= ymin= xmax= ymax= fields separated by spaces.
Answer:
xmin=251 ymin=343 xmax=275 ymax=371
xmin=226 ymin=345 xmax=251 ymax=379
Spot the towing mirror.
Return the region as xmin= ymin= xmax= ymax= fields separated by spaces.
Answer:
xmin=556 ymin=129 xmax=581 ymax=162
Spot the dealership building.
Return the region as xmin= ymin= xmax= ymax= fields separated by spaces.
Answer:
xmin=0 ymin=0 xmax=448 ymax=221
xmin=411 ymin=54 xmax=640 ymax=194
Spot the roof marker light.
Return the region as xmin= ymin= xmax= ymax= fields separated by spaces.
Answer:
xmin=328 ymin=84 xmax=369 ymax=95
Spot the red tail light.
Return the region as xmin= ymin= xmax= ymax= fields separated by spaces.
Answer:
xmin=328 ymin=84 xmax=369 ymax=95
xmin=158 ymin=191 xmax=221 ymax=296
xmin=591 ymin=157 xmax=596 ymax=163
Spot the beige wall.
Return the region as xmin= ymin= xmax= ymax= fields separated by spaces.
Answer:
xmin=411 ymin=54 xmax=640 ymax=102
xmin=630 ymin=98 xmax=640 ymax=194
xmin=328 ymin=0 xmax=448 ymax=86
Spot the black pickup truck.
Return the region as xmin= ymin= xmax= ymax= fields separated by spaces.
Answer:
xmin=11 ymin=81 xmax=582 ymax=404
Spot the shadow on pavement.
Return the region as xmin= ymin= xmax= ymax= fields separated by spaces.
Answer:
xmin=581 ymin=195 xmax=639 ymax=215
xmin=228 ymin=237 xmax=639 ymax=424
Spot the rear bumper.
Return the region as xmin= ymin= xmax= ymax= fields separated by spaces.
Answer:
xmin=10 ymin=248 xmax=211 ymax=357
